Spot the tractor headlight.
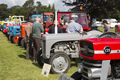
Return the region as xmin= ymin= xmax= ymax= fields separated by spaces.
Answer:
xmin=87 ymin=68 xmax=101 ymax=78
xmin=77 ymin=63 xmax=83 ymax=73
xmin=88 ymin=69 xmax=92 ymax=78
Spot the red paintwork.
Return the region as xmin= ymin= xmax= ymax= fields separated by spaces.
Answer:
xmin=41 ymin=12 xmax=54 ymax=28
xmin=3 ymin=29 xmax=7 ymax=33
xmin=79 ymin=38 xmax=120 ymax=60
xmin=57 ymin=13 xmax=71 ymax=27
xmin=115 ymin=25 xmax=120 ymax=32
xmin=13 ymin=36 xmax=20 ymax=44
xmin=61 ymin=26 xmax=67 ymax=29
xmin=20 ymin=24 xmax=28 ymax=38
xmin=41 ymin=33 xmax=44 ymax=36
xmin=45 ymin=28 xmax=49 ymax=32
xmin=83 ymin=27 xmax=90 ymax=31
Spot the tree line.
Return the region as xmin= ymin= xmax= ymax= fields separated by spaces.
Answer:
xmin=0 ymin=0 xmax=55 ymax=21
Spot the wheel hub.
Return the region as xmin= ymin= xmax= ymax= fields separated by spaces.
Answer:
xmin=52 ymin=56 xmax=68 ymax=72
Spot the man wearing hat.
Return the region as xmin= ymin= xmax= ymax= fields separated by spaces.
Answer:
xmin=66 ymin=18 xmax=83 ymax=33
xmin=102 ymin=20 xmax=110 ymax=33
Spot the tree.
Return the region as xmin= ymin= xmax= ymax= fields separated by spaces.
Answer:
xmin=39 ymin=6 xmax=48 ymax=13
xmin=10 ymin=5 xmax=21 ymax=15
xmin=23 ymin=0 xmax=35 ymax=21
xmin=62 ymin=0 xmax=120 ymax=28
xmin=0 ymin=4 xmax=8 ymax=20
xmin=52 ymin=3 xmax=55 ymax=12
xmin=36 ymin=1 xmax=42 ymax=14
xmin=47 ymin=4 xmax=52 ymax=12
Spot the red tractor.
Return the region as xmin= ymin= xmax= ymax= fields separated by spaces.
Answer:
xmin=71 ymin=37 xmax=120 ymax=80
xmin=42 ymin=11 xmax=90 ymax=34
xmin=57 ymin=12 xmax=90 ymax=32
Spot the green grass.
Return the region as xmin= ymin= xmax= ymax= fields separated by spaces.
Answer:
xmin=97 ymin=26 xmax=115 ymax=33
xmin=0 ymin=27 xmax=115 ymax=80
xmin=0 ymin=32 xmax=79 ymax=80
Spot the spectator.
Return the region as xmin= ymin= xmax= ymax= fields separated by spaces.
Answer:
xmin=32 ymin=17 xmax=44 ymax=62
xmin=102 ymin=20 xmax=110 ymax=33
xmin=25 ymin=21 xmax=33 ymax=60
xmin=66 ymin=18 xmax=83 ymax=33
xmin=48 ymin=20 xmax=63 ymax=34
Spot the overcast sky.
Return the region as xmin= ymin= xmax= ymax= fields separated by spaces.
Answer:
xmin=0 ymin=0 xmax=74 ymax=11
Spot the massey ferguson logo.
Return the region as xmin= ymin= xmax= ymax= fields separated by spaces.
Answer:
xmin=104 ymin=46 xmax=111 ymax=54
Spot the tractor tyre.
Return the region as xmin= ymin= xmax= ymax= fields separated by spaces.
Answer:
xmin=17 ymin=37 xmax=22 ymax=46
xmin=10 ymin=36 xmax=13 ymax=43
xmin=0 ymin=26 xmax=1 ymax=31
xmin=8 ymin=35 xmax=11 ymax=41
xmin=23 ymin=42 xmax=26 ymax=49
xmin=37 ymin=50 xmax=43 ymax=66
xmin=98 ymin=32 xmax=117 ymax=38
xmin=49 ymin=52 xmax=71 ymax=74
xmin=71 ymin=72 xmax=82 ymax=80
xmin=21 ymin=38 xmax=25 ymax=48
xmin=13 ymin=35 xmax=20 ymax=44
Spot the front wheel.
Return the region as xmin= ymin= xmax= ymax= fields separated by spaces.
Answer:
xmin=71 ymin=72 xmax=82 ymax=80
xmin=37 ymin=50 xmax=43 ymax=66
xmin=49 ymin=52 xmax=71 ymax=74
xmin=13 ymin=35 xmax=20 ymax=44
xmin=10 ymin=36 xmax=13 ymax=43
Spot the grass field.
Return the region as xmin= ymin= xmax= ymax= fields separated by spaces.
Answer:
xmin=0 ymin=27 xmax=115 ymax=80
xmin=0 ymin=32 xmax=79 ymax=80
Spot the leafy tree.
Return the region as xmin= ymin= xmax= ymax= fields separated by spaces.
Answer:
xmin=47 ymin=4 xmax=52 ymax=12
xmin=0 ymin=0 xmax=56 ymax=21
xmin=10 ymin=5 xmax=21 ymax=15
xmin=36 ymin=1 xmax=42 ymax=14
xmin=52 ymin=3 xmax=55 ymax=12
xmin=23 ymin=0 xmax=35 ymax=21
xmin=62 ymin=0 xmax=120 ymax=28
xmin=0 ymin=4 xmax=8 ymax=20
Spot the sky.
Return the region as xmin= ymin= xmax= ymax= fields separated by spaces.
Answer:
xmin=0 ymin=0 xmax=74 ymax=11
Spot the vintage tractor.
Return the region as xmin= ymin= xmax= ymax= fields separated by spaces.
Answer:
xmin=9 ymin=24 xmax=21 ymax=44
xmin=57 ymin=12 xmax=90 ymax=32
xmin=71 ymin=37 xmax=120 ymax=80
xmin=36 ymin=11 xmax=102 ymax=74
xmin=37 ymin=30 xmax=102 ymax=74
xmin=31 ymin=14 xmax=41 ymax=21
xmin=17 ymin=23 xmax=28 ymax=47
xmin=3 ymin=23 xmax=8 ymax=34
xmin=0 ymin=21 xmax=4 ymax=31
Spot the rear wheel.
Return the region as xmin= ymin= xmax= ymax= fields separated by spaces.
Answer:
xmin=71 ymin=72 xmax=82 ymax=80
xmin=17 ymin=37 xmax=22 ymax=46
xmin=23 ymin=42 xmax=26 ymax=49
xmin=13 ymin=35 xmax=20 ymax=44
xmin=49 ymin=52 xmax=71 ymax=74
xmin=98 ymin=32 xmax=117 ymax=38
xmin=37 ymin=50 xmax=43 ymax=66
xmin=21 ymin=38 xmax=25 ymax=47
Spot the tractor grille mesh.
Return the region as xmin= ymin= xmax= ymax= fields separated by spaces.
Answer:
xmin=80 ymin=41 xmax=94 ymax=57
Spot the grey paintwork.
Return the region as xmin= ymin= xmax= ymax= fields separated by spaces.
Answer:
xmin=41 ymin=30 xmax=102 ymax=59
